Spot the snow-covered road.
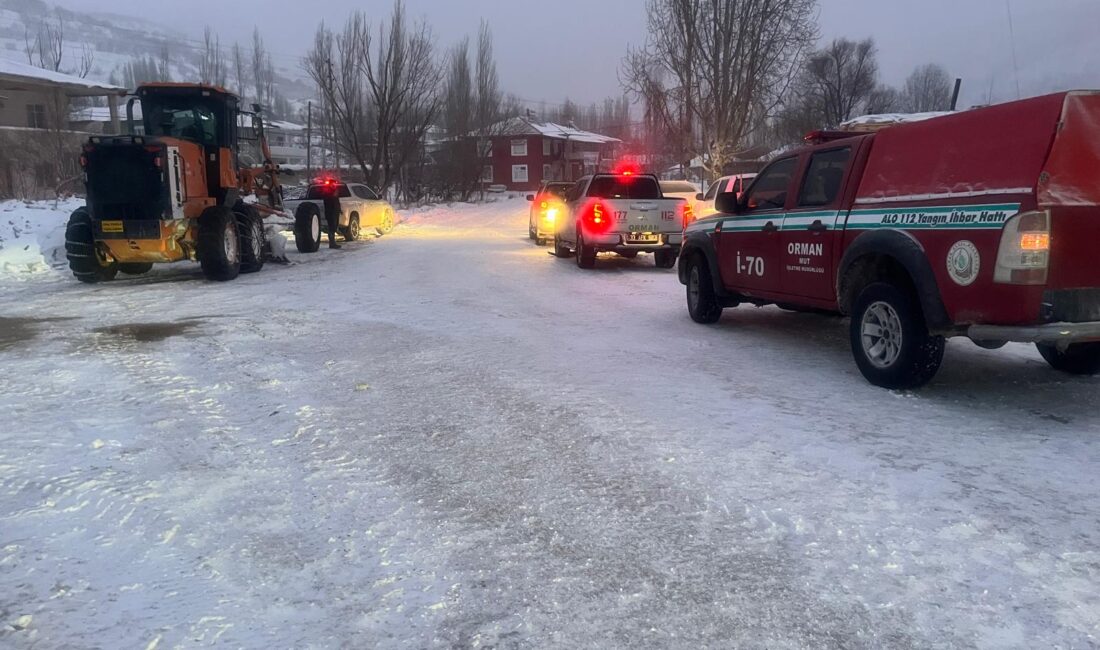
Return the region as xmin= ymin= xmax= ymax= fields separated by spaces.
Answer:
xmin=1 ymin=198 xmax=1098 ymax=648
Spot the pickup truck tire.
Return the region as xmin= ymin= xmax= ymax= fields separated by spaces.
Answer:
xmin=1036 ymin=342 xmax=1100 ymax=375
xmin=529 ymin=219 xmax=537 ymax=240
xmin=345 ymin=214 xmax=361 ymax=242
xmin=850 ymin=282 xmax=944 ymax=389
xmin=376 ymin=210 xmax=394 ymax=236
xmin=654 ymin=249 xmax=677 ymax=269
xmin=294 ymin=203 xmax=322 ymax=253
xmin=553 ymin=232 xmax=572 ymax=258
xmin=575 ymin=230 xmax=596 ymax=269
xmin=236 ymin=207 xmax=265 ymax=274
xmin=197 ymin=205 xmax=241 ymax=282
xmin=65 ymin=208 xmax=118 ymax=283
xmin=118 ymin=263 xmax=153 ymax=275
xmin=686 ymin=256 xmax=723 ymax=324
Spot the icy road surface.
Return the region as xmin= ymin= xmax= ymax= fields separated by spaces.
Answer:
xmin=1 ymin=198 xmax=1098 ymax=648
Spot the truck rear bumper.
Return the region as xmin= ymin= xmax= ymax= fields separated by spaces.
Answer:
xmin=589 ymin=233 xmax=683 ymax=250
xmin=967 ymin=321 xmax=1100 ymax=344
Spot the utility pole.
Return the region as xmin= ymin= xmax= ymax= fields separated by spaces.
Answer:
xmin=306 ymin=100 xmax=312 ymax=179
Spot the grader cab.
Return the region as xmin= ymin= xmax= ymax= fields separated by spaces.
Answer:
xmin=66 ymin=83 xmax=289 ymax=283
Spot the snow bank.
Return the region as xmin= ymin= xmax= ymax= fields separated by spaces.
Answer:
xmin=841 ymin=111 xmax=953 ymax=130
xmin=0 ymin=199 xmax=82 ymax=280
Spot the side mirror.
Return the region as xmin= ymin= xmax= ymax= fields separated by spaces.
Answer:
xmin=695 ymin=193 xmax=705 ymax=201
xmin=715 ymin=191 xmax=741 ymax=214
xmin=526 ymin=194 xmax=535 ymax=202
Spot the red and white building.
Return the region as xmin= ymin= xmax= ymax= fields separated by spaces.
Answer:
xmin=477 ymin=118 xmax=621 ymax=192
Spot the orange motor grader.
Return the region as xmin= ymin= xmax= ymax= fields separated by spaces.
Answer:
xmin=65 ymin=82 xmax=302 ymax=283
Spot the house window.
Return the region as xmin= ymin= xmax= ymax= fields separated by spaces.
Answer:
xmin=543 ymin=164 xmax=552 ymax=181
xmin=543 ymin=139 xmax=552 ymax=156
xmin=512 ymin=165 xmax=528 ymax=183
xmin=26 ymin=104 xmax=46 ymax=129
xmin=510 ymin=139 xmax=528 ymax=157
xmin=481 ymin=165 xmax=494 ymax=183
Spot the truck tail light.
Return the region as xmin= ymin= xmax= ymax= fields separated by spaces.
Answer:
xmin=583 ymin=201 xmax=612 ymax=234
xmin=682 ymin=201 xmax=695 ymax=229
xmin=994 ymin=210 xmax=1050 ymax=285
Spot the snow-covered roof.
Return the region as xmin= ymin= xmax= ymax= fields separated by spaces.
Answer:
xmin=486 ymin=117 xmax=621 ymax=144
xmin=0 ymin=57 xmax=125 ymax=95
xmin=70 ymin=105 xmax=142 ymax=122
xmin=266 ymin=119 xmax=306 ymax=132
xmin=840 ymin=111 xmax=953 ymax=131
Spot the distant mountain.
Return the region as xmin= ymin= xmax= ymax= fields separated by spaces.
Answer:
xmin=0 ymin=0 xmax=313 ymax=117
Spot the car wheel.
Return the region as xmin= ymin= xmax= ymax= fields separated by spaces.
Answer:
xmin=849 ymin=282 xmax=945 ymax=389
xmin=376 ymin=210 xmax=395 ymax=236
xmin=654 ymin=249 xmax=677 ymax=269
xmin=575 ymin=229 xmax=596 ymax=269
xmin=529 ymin=217 xmax=537 ymax=240
xmin=1036 ymin=342 xmax=1100 ymax=375
xmin=686 ymin=256 xmax=722 ymax=324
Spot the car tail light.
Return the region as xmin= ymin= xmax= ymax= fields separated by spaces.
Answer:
xmin=583 ymin=201 xmax=612 ymax=234
xmin=994 ymin=210 xmax=1050 ymax=284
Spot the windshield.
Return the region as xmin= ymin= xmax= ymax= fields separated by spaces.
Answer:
xmin=143 ymin=100 xmax=219 ymax=146
xmin=587 ymin=176 xmax=661 ymax=199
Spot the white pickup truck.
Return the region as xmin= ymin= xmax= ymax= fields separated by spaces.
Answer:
xmin=282 ymin=180 xmax=396 ymax=251
xmin=552 ymin=172 xmax=688 ymax=269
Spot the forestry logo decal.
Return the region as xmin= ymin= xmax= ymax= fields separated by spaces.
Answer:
xmin=947 ymin=240 xmax=980 ymax=286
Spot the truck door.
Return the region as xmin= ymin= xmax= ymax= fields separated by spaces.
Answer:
xmin=716 ymin=157 xmax=797 ymax=295
xmin=780 ymin=147 xmax=852 ymax=301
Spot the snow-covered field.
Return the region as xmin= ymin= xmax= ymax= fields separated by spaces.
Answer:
xmin=1 ymin=197 xmax=1098 ymax=648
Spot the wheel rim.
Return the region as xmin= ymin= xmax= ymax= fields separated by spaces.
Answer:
xmin=688 ymin=266 xmax=700 ymax=310
xmin=383 ymin=213 xmax=393 ymax=231
xmin=861 ymin=301 xmax=903 ymax=369
xmin=350 ymin=218 xmax=359 ymax=240
xmin=223 ymin=222 xmax=239 ymax=263
xmin=311 ymin=214 xmax=320 ymax=242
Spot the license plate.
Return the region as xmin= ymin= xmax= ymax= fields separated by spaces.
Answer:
xmin=101 ymin=220 xmax=124 ymax=233
xmin=626 ymin=232 xmax=660 ymax=243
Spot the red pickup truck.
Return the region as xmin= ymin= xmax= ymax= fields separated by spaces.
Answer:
xmin=679 ymin=91 xmax=1100 ymax=389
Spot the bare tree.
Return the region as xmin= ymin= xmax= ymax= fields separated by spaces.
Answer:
xmin=623 ymin=0 xmax=818 ymax=178
xmin=252 ymin=28 xmax=276 ymax=108
xmin=901 ymin=63 xmax=953 ymax=113
xmin=200 ymin=27 xmax=227 ymax=87
xmin=803 ymin=38 xmax=880 ymax=126
xmin=866 ymin=85 xmax=901 ymax=114
xmin=24 ymin=10 xmax=95 ymax=78
xmin=232 ymin=43 xmax=248 ymax=99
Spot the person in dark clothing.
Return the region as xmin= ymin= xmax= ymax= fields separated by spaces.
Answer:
xmin=322 ymin=191 xmax=342 ymax=249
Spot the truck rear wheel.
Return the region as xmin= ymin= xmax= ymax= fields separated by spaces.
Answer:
xmin=294 ymin=203 xmax=322 ymax=253
xmin=65 ymin=207 xmax=117 ymax=283
xmin=118 ymin=263 xmax=153 ymax=276
xmin=686 ymin=256 xmax=722 ymax=324
xmin=553 ymin=232 xmax=572 ymax=258
xmin=575 ymin=230 xmax=596 ymax=269
xmin=654 ymin=249 xmax=677 ymax=269
xmin=1036 ymin=342 xmax=1100 ymax=375
xmin=850 ymin=282 xmax=944 ymax=389
xmin=197 ymin=206 xmax=241 ymax=282
xmin=235 ymin=207 xmax=265 ymax=274
xmin=345 ymin=214 xmax=361 ymax=241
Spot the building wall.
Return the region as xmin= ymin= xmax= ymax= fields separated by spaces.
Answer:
xmin=484 ymin=134 xmax=615 ymax=191
xmin=0 ymin=88 xmax=55 ymax=129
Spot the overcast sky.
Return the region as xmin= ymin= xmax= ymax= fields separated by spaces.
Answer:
xmin=53 ymin=0 xmax=1100 ymax=108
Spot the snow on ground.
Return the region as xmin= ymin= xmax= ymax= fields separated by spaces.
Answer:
xmin=0 ymin=199 xmax=82 ymax=280
xmin=0 ymin=197 xmax=1099 ymax=648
